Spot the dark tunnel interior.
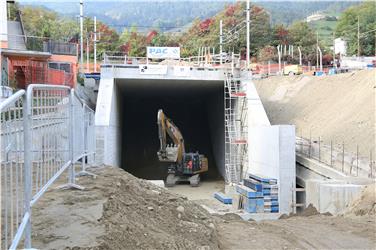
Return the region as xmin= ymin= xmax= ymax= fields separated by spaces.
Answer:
xmin=116 ymin=78 xmax=224 ymax=181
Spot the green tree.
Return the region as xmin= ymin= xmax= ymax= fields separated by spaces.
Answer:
xmin=336 ymin=2 xmax=376 ymax=56
xmin=289 ymin=21 xmax=317 ymax=63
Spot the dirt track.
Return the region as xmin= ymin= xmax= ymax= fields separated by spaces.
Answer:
xmin=32 ymin=166 xmax=376 ymax=250
xmin=254 ymin=69 xmax=375 ymax=154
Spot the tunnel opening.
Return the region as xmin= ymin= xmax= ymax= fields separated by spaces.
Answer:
xmin=116 ymin=78 xmax=225 ymax=181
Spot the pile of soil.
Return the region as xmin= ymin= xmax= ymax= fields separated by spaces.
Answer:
xmin=279 ymin=204 xmax=322 ymax=219
xmin=254 ymin=69 xmax=375 ymax=153
xmin=96 ymin=168 xmax=219 ymax=250
xmin=299 ymin=204 xmax=320 ymax=217
xmin=346 ymin=184 xmax=376 ymax=216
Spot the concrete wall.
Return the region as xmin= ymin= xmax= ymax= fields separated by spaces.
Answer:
xmin=305 ymin=179 xmax=365 ymax=215
xmin=247 ymin=125 xmax=296 ymax=214
xmin=298 ymin=154 xmax=373 ymax=215
xmin=245 ymin=79 xmax=296 ymax=214
xmin=95 ymin=76 xmax=121 ymax=167
xmin=207 ymin=90 xmax=225 ymax=178
xmin=0 ymin=0 xmax=7 ymax=46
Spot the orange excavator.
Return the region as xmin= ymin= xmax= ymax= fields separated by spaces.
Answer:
xmin=157 ymin=109 xmax=208 ymax=187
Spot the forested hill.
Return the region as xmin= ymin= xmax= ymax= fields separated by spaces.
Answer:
xmin=20 ymin=1 xmax=362 ymax=32
xmin=256 ymin=1 xmax=361 ymax=25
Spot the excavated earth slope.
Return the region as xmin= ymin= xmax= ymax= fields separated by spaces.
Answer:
xmin=254 ymin=69 xmax=375 ymax=154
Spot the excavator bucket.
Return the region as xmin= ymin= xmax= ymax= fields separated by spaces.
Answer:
xmin=157 ymin=146 xmax=179 ymax=162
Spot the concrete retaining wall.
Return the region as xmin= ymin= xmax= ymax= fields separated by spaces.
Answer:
xmin=246 ymin=80 xmax=296 ymax=214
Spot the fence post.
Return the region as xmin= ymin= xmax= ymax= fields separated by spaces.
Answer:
xmin=318 ymin=136 xmax=321 ymax=162
xmin=342 ymin=142 xmax=345 ymax=173
xmin=76 ymin=104 xmax=96 ymax=177
xmin=356 ymin=145 xmax=359 ymax=177
xmin=370 ymin=150 xmax=373 ymax=178
xmin=23 ymin=92 xmax=32 ymax=249
xmin=330 ymin=140 xmax=333 ymax=167
xmin=69 ymin=90 xmax=75 ymax=184
xmin=309 ymin=131 xmax=312 ymax=158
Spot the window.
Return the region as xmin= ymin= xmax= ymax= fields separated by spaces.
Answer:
xmin=48 ymin=62 xmax=71 ymax=73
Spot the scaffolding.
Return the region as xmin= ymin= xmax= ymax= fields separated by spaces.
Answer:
xmin=224 ymin=71 xmax=248 ymax=184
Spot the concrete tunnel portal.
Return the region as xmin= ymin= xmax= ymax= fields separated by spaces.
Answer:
xmin=115 ymin=78 xmax=225 ymax=181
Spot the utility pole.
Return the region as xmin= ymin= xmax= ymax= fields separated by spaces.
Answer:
xmin=86 ymin=35 xmax=89 ymax=72
xmin=277 ymin=45 xmax=282 ymax=74
xmin=80 ymin=0 xmax=84 ymax=72
xmin=291 ymin=45 xmax=294 ymax=58
xmin=317 ymin=45 xmax=323 ymax=72
xmin=246 ymin=0 xmax=250 ymax=69
xmin=316 ymin=31 xmax=319 ymax=69
xmin=220 ymin=19 xmax=223 ymax=65
xmin=94 ymin=16 xmax=97 ymax=72
xmin=357 ymin=16 xmax=360 ymax=57
xmin=333 ymin=31 xmax=336 ymax=68
xmin=298 ymin=46 xmax=302 ymax=66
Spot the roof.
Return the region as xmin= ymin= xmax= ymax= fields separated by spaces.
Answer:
xmin=0 ymin=48 xmax=51 ymax=58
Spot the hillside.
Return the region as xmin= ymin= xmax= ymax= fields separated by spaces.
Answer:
xmin=254 ymin=70 xmax=375 ymax=155
xmin=19 ymin=0 xmax=362 ymax=32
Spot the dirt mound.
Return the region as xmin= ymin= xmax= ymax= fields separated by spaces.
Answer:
xmin=279 ymin=204 xmax=332 ymax=219
xmin=254 ymin=69 xmax=375 ymax=153
xmin=97 ymin=168 xmax=219 ymax=250
xmin=300 ymin=204 xmax=320 ymax=217
xmin=346 ymin=184 xmax=376 ymax=216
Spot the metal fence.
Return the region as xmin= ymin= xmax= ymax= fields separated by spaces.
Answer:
xmin=296 ymin=136 xmax=375 ymax=179
xmin=102 ymin=51 xmax=242 ymax=69
xmin=1 ymin=84 xmax=95 ymax=249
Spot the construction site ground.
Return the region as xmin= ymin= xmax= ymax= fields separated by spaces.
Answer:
xmin=32 ymin=166 xmax=376 ymax=250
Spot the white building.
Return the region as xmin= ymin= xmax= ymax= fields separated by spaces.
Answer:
xmin=334 ymin=38 xmax=347 ymax=56
xmin=306 ymin=13 xmax=326 ymax=23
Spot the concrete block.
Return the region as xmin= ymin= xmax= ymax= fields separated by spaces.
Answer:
xmin=319 ymin=183 xmax=363 ymax=214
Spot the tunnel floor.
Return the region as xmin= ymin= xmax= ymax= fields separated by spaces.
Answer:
xmin=118 ymin=79 xmax=224 ymax=181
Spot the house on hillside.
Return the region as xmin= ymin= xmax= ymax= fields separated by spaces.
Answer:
xmin=0 ymin=0 xmax=78 ymax=98
xmin=306 ymin=12 xmax=326 ymax=23
xmin=334 ymin=38 xmax=347 ymax=56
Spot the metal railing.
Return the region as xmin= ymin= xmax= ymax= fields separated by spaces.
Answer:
xmin=102 ymin=51 xmax=242 ymax=69
xmin=296 ymin=136 xmax=375 ymax=179
xmin=4 ymin=33 xmax=77 ymax=56
xmin=1 ymin=84 xmax=95 ymax=249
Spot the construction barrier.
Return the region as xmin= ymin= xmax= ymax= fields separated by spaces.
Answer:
xmin=0 ymin=84 xmax=95 ymax=249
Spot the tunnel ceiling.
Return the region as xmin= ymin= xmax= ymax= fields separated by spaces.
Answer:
xmin=116 ymin=78 xmax=223 ymax=98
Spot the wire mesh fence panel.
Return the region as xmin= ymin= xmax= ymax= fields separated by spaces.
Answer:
xmin=1 ymin=84 xmax=96 ymax=249
xmin=27 ymin=86 xmax=71 ymax=205
xmin=1 ymin=90 xmax=26 ymax=249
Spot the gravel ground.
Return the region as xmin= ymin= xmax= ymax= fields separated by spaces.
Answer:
xmin=32 ymin=166 xmax=376 ymax=250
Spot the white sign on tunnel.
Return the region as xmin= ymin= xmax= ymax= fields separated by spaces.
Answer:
xmin=147 ymin=47 xmax=180 ymax=59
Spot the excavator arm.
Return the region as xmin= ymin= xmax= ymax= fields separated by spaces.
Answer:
xmin=157 ymin=109 xmax=185 ymax=164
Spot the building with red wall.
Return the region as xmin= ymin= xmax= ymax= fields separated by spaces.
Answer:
xmin=1 ymin=1 xmax=78 ymax=92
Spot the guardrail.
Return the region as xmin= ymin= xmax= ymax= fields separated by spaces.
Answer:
xmin=4 ymin=33 xmax=77 ymax=56
xmin=1 ymin=84 xmax=95 ymax=249
xmin=296 ymin=136 xmax=374 ymax=179
xmin=102 ymin=51 xmax=242 ymax=69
